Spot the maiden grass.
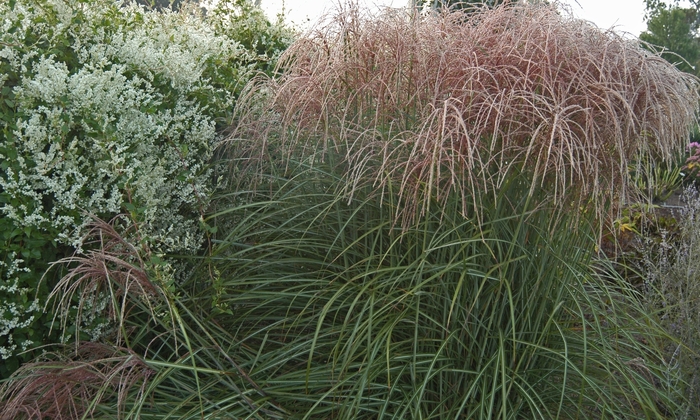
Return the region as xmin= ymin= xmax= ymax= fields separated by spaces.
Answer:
xmin=187 ymin=158 xmax=680 ymax=418
xmin=0 ymin=2 xmax=696 ymax=418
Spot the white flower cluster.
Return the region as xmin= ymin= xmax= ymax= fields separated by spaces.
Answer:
xmin=0 ymin=0 xmax=290 ymax=364
xmin=0 ymin=0 xmax=251 ymax=253
xmin=0 ymin=255 xmax=39 ymax=360
xmin=60 ymin=288 xmax=113 ymax=344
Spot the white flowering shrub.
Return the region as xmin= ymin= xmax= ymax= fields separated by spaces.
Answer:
xmin=0 ymin=0 xmax=292 ymax=377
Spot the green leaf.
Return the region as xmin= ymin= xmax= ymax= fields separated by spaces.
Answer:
xmin=4 ymin=357 xmax=18 ymax=374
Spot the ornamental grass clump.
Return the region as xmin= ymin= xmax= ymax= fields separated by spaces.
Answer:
xmin=231 ymin=0 xmax=699 ymax=226
xmin=1 ymin=216 xmax=291 ymax=419
xmin=206 ymin=1 xmax=699 ymax=417
xmin=2 ymin=160 xmax=681 ymax=418
xmin=3 ymin=2 xmax=698 ymax=418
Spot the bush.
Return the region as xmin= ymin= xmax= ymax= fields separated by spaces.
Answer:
xmin=0 ymin=0 xmax=292 ymax=378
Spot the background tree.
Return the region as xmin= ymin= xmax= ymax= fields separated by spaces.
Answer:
xmin=642 ymin=1 xmax=700 ymax=75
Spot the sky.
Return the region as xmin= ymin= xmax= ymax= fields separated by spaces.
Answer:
xmin=558 ymin=0 xmax=647 ymax=35
xmin=256 ymin=0 xmax=678 ymax=37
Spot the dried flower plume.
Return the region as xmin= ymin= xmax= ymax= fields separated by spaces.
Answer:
xmin=231 ymin=1 xmax=700 ymax=226
xmin=0 ymin=343 xmax=153 ymax=420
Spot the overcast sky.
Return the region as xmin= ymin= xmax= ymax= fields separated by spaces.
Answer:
xmin=258 ymin=0 xmax=692 ymax=37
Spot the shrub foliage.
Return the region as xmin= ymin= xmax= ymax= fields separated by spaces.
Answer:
xmin=0 ymin=0 xmax=291 ymax=377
